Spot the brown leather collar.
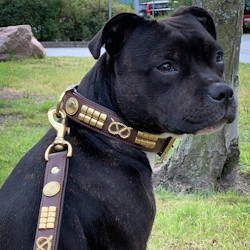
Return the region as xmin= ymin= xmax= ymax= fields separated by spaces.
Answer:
xmin=62 ymin=86 xmax=176 ymax=157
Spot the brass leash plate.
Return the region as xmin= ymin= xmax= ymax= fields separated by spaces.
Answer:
xmin=43 ymin=182 xmax=61 ymax=197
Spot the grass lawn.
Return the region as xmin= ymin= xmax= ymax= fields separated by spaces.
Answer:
xmin=0 ymin=57 xmax=250 ymax=249
xmin=238 ymin=63 xmax=250 ymax=175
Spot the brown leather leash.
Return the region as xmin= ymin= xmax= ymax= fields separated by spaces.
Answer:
xmin=33 ymin=108 xmax=72 ymax=250
xmin=33 ymin=151 xmax=69 ymax=250
xmin=33 ymin=85 xmax=176 ymax=250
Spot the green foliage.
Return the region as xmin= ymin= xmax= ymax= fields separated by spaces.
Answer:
xmin=168 ymin=0 xmax=193 ymax=10
xmin=58 ymin=0 xmax=133 ymax=41
xmin=153 ymin=0 xmax=193 ymax=18
xmin=0 ymin=0 xmax=132 ymax=41
xmin=0 ymin=0 xmax=62 ymax=41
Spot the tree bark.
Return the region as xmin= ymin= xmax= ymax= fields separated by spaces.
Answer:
xmin=156 ymin=0 xmax=244 ymax=191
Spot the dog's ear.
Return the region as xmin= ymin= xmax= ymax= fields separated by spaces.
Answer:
xmin=171 ymin=6 xmax=216 ymax=40
xmin=88 ymin=13 xmax=142 ymax=59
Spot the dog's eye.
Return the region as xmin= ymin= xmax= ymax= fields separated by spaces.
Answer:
xmin=216 ymin=53 xmax=223 ymax=62
xmin=158 ymin=63 xmax=175 ymax=72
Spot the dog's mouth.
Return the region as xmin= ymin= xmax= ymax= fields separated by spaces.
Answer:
xmin=163 ymin=118 xmax=229 ymax=137
xmin=163 ymin=125 xmax=186 ymax=136
xmin=195 ymin=118 xmax=228 ymax=135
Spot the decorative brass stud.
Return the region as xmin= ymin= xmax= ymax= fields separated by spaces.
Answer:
xmin=41 ymin=212 xmax=48 ymax=218
xmin=65 ymin=97 xmax=79 ymax=115
xmin=39 ymin=223 xmax=46 ymax=230
xmin=46 ymin=223 xmax=55 ymax=229
xmin=47 ymin=217 xmax=55 ymax=223
xmin=51 ymin=166 xmax=60 ymax=174
xmin=48 ymin=212 xmax=56 ymax=217
xmin=78 ymin=105 xmax=107 ymax=130
xmin=40 ymin=218 xmax=47 ymax=223
xmin=134 ymin=131 xmax=158 ymax=149
xmin=89 ymin=118 xmax=97 ymax=127
xmin=93 ymin=110 xmax=100 ymax=119
xmin=99 ymin=113 xmax=107 ymax=122
xmin=78 ymin=113 xmax=85 ymax=121
xmin=96 ymin=121 xmax=104 ymax=129
xmin=83 ymin=115 xmax=91 ymax=124
xmin=81 ymin=105 xmax=88 ymax=114
xmin=87 ymin=107 xmax=94 ymax=116
xmin=108 ymin=118 xmax=133 ymax=139
xmin=36 ymin=235 xmax=53 ymax=250
xmin=49 ymin=206 xmax=57 ymax=212
xmin=43 ymin=181 xmax=60 ymax=197
xmin=41 ymin=207 xmax=49 ymax=212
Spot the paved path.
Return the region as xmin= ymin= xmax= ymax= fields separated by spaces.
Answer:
xmin=45 ymin=34 xmax=250 ymax=63
xmin=45 ymin=47 xmax=105 ymax=57
xmin=239 ymin=34 xmax=250 ymax=63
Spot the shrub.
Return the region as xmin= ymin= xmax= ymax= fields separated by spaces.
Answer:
xmin=0 ymin=0 xmax=62 ymax=41
xmin=0 ymin=0 xmax=133 ymax=41
xmin=59 ymin=0 xmax=133 ymax=41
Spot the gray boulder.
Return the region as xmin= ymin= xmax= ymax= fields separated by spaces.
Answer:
xmin=0 ymin=25 xmax=46 ymax=61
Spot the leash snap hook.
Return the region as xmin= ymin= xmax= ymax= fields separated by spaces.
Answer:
xmin=45 ymin=108 xmax=73 ymax=161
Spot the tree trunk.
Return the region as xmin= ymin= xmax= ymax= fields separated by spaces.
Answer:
xmin=156 ymin=0 xmax=244 ymax=191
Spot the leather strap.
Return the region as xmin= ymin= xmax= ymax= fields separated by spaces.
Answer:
xmin=33 ymin=151 xmax=69 ymax=250
xmin=62 ymin=88 xmax=175 ymax=156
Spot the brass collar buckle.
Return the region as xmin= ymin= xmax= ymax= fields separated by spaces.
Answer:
xmin=56 ymin=84 xmax=78 ymax=118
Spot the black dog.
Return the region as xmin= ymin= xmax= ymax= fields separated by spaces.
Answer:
xmin=0 ymin=6 xmax=235 ymax=250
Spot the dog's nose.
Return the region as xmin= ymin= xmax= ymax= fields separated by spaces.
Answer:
xmin=208 ymin=82 xmax=234 ymax=105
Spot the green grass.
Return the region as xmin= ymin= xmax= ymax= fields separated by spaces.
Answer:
xmin=0 ymin=125 xmax=49 ymax=185
xmin=0 ymin=57 xmax=94 ymax=94
xmin=0 ymin=97 xmax=57 ymax=125
xmin=0 ymin=57 xmax=94 ymax=186
xmin=148 ymin=189 xmax=250 ymax=249
xmin=238 ymin=63 xmax=250 ymax=175
xmin=0 ymin=57 xmax=250 ymax=249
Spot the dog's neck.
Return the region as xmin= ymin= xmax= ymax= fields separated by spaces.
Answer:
xmin=77 ymin=54 xmax=116 ymax=111
xmin=77 ymin=54 xmax=138 ymax=128
xmin=73 ymin=53 xmax=176 ymax=169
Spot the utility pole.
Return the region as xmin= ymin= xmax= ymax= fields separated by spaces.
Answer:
xmin=152 ymin=0 xmax=155 ymax=18
xmin=134 ymin=0 xmax=139 ymax=14
xmin=109 ymin=0 xmax=112 ymax=19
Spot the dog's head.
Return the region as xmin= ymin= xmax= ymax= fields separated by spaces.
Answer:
xmin=88 ymin=6 xmax=236 ymax=137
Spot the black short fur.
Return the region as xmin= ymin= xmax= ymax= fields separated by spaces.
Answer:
xmin=0 ymin=6 xmax=236 ymax=249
